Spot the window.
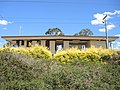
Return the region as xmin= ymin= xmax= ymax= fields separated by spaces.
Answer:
xmin=82 ymin=45 xmax=85 ymax=50
xmin=56 ymin=45 xmax=62 ymax=52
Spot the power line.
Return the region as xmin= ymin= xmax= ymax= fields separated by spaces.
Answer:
xmin=2 ymin=16 xmax=92 ymax=21
xmin=12 ymin=21 xmax=90 ymax=24
xmin=2 ymin=16 xmax=120 ymax=21
xmin=0 ymin=1 xmax=70 ymax=3
xmin=1 ymin=20 xmax=92 ymax=25
xmin=0 ymin=0 xmax=119 ymax=5
xmin=0 ymin=1 xmax=83 ymax=3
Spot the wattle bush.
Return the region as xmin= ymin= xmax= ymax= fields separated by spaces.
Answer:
xmin=0 ymin=45 xmax=52 ymax=60
xmin=54 ymin=47 xmax=117 ymax=64
xmin=27 ymin=45 xmax=52 ymax=60
xmin=54 ymin=48 xmax=80 ymax=64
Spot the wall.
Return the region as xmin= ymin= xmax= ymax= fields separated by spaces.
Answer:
xmin=89 ymin=40 xmax=106 ymax=48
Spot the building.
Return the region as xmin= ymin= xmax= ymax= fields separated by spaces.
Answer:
xmin=1 ymin=35 xmax=119 ymax=54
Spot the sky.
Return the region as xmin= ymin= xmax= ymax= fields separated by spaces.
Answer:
xmin=0 ymin=0 xmax=120 ymax=48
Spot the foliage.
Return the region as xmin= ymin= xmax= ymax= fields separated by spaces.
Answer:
xmin=115 ymin=50 xmax=120 ymax=60
xmin=42 ymin=62 xmax=120 ymax=90
xmin=79 ymin=28 xmax=94 ymax=36
xmin=54 ymin=46 xmax=117 ymax=64
xmin=0 ymin=48 xmax=3 ymax=51
xmin=3 ymin=42 xmax=9 ymax=48
xmin=0 ymin=45 xmax=52 ymax=60
xmin=0 ymin=51 xmax=120 ymax=90
xmin=74 ymin=33 xmax=79 ymax=36
xmin=112 ymin=50 xmax=120 ymax=65
xmin=45 ymin=27 xmax=64 ymax=36
xmin=28 ymin=45 xmax=52 ymax=60
xmin=74 ymin=28 xmax=93 ymax=36
xmin=0 ymin=52 xmax=38 ymax=89
xmin=54 ymin=48 xmax=80 ymax=64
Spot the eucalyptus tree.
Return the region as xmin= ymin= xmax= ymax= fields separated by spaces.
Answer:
xmin=45 ymin=28 xmax=64 ymax=36
xmin=74 ymin=28 xmax=93 ymax=36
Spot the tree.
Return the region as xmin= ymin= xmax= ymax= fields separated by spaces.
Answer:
xmin=45 ymin=28 xmax=64 ymax=36
xmin=74 ymin=28 xmax=93 ymax=36
xmin=74 ymin=33 xmax=79 ymax=36
xmin=79 ymin=28 xmax=93 ymax=36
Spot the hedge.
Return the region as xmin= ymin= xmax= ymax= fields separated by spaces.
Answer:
xmin=54 ymin=47 xmax=118 ymax=64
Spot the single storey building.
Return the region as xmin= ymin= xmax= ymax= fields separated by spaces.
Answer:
xmin=1 ymin=35 xmax=119 ymax=54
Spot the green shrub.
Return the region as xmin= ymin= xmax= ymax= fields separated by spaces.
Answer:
xmin=0 ymin=52 xmax=36 ymax=81
xmin=0 ymin=51 xmax=120 ymax=90
xmin=41 ymin=61 xmax=120 ymax=90
xmin=0 ymin=80 xmax=47 ymax=90
xmin=0 ymin=51 xmax=38 ymax=89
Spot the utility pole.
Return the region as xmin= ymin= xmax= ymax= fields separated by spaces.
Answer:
xmin=102 ymin=14 xmax=108 ymax=49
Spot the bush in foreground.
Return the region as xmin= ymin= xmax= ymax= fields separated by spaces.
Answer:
xmin=42 ymin=62 xmax=120 ymax=90
xmin=0 ymin=51 xmax=120 ymax=90
xmin=0 ymin=51 xmax=38 ymax=89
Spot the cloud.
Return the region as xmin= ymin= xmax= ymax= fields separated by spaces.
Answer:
xmin=107 ymin=24 xmax=115 ymax=30
xmin=2 ymin=27 xmax=7 ymax=30
xmin=111 ymin=40 xmax=120 ymax=49
xmin=91 ymin=10 xmax=120 ymax=33
xmin=0 ymin=20 xmax=12 ymax=25
xmin=104 ymin=10 xmax=120 ymax=15
xmin=91 ymin=13 xmax=111 ymax=25
xmin=111 ymin=35 xmax=120 ymax=49
xmin=99 ymin=24 xmax=115 ymax=32
xmin=115 ymin=34 xmax=120 ymax=37
xmin=91 ymin=10 xmax=120 ymax=25
xmin=117 ymin=42 xmax=120 ymax=46
xmin=113 ymin=41 xmax=120 ymax=48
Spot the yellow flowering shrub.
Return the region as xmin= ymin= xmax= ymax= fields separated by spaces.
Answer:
xmin=27 ymin=45 xmax=52 ymax=60
xmin=11 ymin=47 xmax=28 ymax=55
xmin=116 ymin=50 xmax=120 ymax=60
xmin=79 ymin=48 xmax=101 ymax=62
xmin=98 ymin=48 xmax=117 ymax=61
xmin=54 ymin=46 xmax=117 ymax=63
xmin=0 ymin=48 xmax=3 ymax=51
xmin=54 ymin=48 xmax=80 ymax=64
xmin=1 ymin=45 xmax=52 ymax=60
